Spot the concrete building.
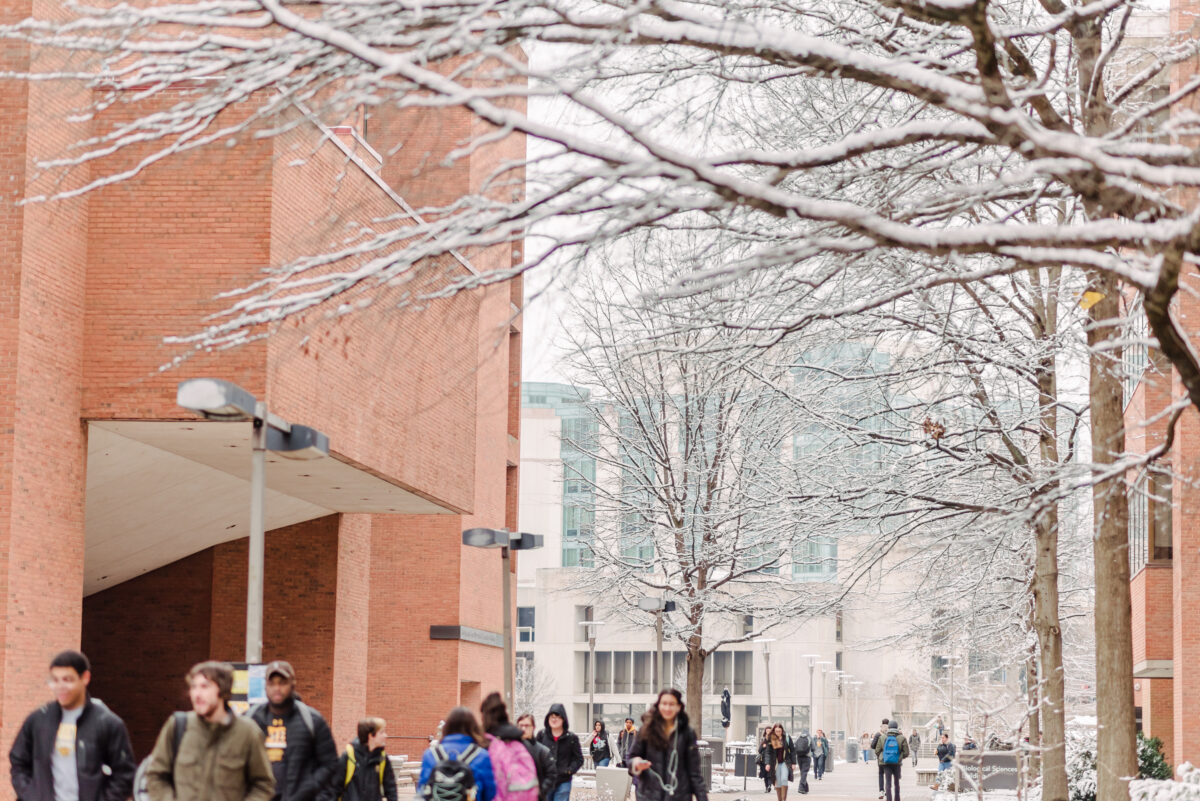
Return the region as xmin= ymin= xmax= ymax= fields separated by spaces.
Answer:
xmin=0 ymin=18 xmax=524 ymax=778
xmin=516 ymin=382 xmax=1003 ymax=755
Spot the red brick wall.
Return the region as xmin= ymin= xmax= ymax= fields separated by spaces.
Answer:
xmin=82 ymin=550 xmax=215 ymax=757
xmin=1131 ymin=565 xmax=1172 ymax=665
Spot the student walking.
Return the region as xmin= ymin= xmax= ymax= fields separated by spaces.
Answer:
xmin=9 ymin=650 xmax=137 ymax=801
xmin=589 ymin=722 xmax=612 ymax=768
xmin=762 ymin=725 xmax=795 ymax=801
xmin=336 ymin=717 xmax=398 ymax=801
xmin=534 ymin=705 xmax=582 ymax=801
xmin=515 ymin=715 xmax=555 ymax=801
xmin=143 ymin=660 xmax=275 ymax=801
xmin=934 ymin=734 xmax=956 ymax=791
xmin=757 ymin=730 xmax=773 ymax=794
xmin=626 ymin=689 xmax=708 ymax=801
xmin=870 ymin=720 xmax=889 ymax=799
xmin=418 ymin=708 xmax=496 ymax=801
xmin=247 ymin=661 xmax=339 ymax=801
xmin=810 ymin=731 xmax=829 ymax=781
xmin=908 ymin=730 xmax=921 ymax=767
xmin=616 ymin=719 xmax=637 ymax=768
xmin=479 ymin=694 xmax=539 ymax=801
xmin=872 ymin=721 xmax=909 ymax=801
xmin=792 ymin=730 xmax=811 ymax=795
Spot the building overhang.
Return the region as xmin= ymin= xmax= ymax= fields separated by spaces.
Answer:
xmin=1133 ymin=660 xmax=1173 ymax=679
xmin=85 ymin=420 xmax=455 ymax=596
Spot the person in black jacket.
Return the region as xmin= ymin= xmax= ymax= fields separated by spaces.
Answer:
xmin=336 ymin=717 xmax=397 ymax=801
xmin=9 ymin=649 xmax=136 ymax=801
xmin=589 ymin=722 xmax=612 ymax=767
xmin=756 ymin=730 xmax=773 ymax=794
xmin=616 ymin=719 xmax=637 ymax=768
xmin=248 ymin=660 xmax=339 ymax=801
xmin=627 ymin=689 xmax=708 ymax=801
xmin=535 ymin=704 xmax=583 ymax=801
xmin=762 ymin=724 xmax=795 ymax=801
xmin=517 ymin=714 xmax=556 ymax=801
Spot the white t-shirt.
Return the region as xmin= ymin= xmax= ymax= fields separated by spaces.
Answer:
xmin=52 ymin=705 xmax=83 ymax=801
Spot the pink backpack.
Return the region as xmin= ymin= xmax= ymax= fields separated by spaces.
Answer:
xmin=487 ymin=735 xmax=540 ymax=801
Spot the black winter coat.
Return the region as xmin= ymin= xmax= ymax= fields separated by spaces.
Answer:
xmin=336 ymin=739 xmax=397 ymax=801
xmin=625 ymin=715 xmax=707 ymax=801
xmin=535 ymin=705 xmax=582 ymax=787
xmin=588 ymin=729 xmax=611 ymax=763
xmin=9 ymin=697 xmax=136 ymax=801
xmin=617 ymin=729 xmax=637 ymax=766
xmin=523 ymin=737 xmax=556 ymax=801
xmin=248 ymin=699 xmax=340 ymax=801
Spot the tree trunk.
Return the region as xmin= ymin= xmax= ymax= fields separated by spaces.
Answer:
xmin=1087 ymin=274 xmax=1138 ymax=801
xmin=686 ymin=631 xmax=706 ymax=733
xmin=1032 ymin=508 xmax=1067 ymax=801
xmin=1026 ymin=646 xmax=1041 ymax=776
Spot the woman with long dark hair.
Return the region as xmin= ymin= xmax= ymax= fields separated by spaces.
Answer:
xmin=418 ymin=707 xmax=497 ymax=801
xmin=763 ymin=724 xmax=795 ymax=801
xmin=626 ymin=689 xmax=708 ymax=801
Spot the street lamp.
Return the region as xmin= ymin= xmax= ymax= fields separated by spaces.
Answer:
xmin=802 ymin=654 xmax=820 ymax=732
xmin=847 ymin=680 xmax=863 ymax=741
xmin=462 ymin=528 xmax=544 ymax=709
xmin=579 ymin=620 xmax=607 ymax=731
xmin=177 ymin=378 xmax=329 ymax=663
xmin=939 ymin=654 xmax=961 ymax=742
xmin=637 ymin=596 xmax=677 ymax=690
xmin=754 ymin=638 xmax=776 ymax=724
xmin=815 ymin=661 xmax=832 ymax=731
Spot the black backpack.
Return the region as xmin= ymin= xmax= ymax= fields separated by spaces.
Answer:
xmin=794 ymin=735 xmax=810 ymax=756
xmin=421 ymin=742 xmax=481 ymax=801
xmin=133 ymin=712 xmax=188 ymax=801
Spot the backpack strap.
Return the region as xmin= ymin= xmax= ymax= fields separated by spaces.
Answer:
xmin=345 ymin=744 xmax=356 ymax=788
xmin=432 ymin=743 xmax=449 ymax=762
xmin=171 ymin=711 xmax=188 ymax=769
xmin=460 ymin=744 xmax=480 ymax=764
xmin=378 ymin=750 xmax=386 ymax=790
xmin=295 ymin=701 xmax=316 ymax=737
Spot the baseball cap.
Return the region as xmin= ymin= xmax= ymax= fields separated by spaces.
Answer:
xmin=265 ymin=660 xmax=295 ymax=681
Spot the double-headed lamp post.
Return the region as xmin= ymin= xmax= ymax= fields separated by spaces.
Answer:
xmin=462 ymin=528 xmax=544 ymax=710
xmin=579 ymin=620 xmax=607 ymax=730
xmin=802 ymin=654 xmax=820 ymax=732
xmin=815 ymin=661 xmax=833 ymax=730
xmin=637 ymin=596 xmax=677 ymax=690
xmin=177 ymin=378 xmax=329 ymax=664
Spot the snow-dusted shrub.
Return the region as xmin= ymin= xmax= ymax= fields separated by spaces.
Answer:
xmin=1066 ymin=726 xmax=1097 ymax=801
xmin=1131 ymin=762 xmax=1200 ymax=801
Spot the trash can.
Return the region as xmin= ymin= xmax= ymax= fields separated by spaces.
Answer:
xmin=846 ymin=739 xmax=859 ymax=763
xmin=697 ymin=746 xmax=713 ymax=789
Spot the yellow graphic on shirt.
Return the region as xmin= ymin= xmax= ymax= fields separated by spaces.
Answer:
xmin=266 ymin=717 xmax=287 ymax=763
xmin=55 ymin=722 xmax=76 ymax=758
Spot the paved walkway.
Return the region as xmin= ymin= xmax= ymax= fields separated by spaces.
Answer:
xmin=709 ymin=760 xmax=933 ymax=801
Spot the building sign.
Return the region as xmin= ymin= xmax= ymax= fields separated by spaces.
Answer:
xmin=956 ymin=752 xmax=1021 ymax=792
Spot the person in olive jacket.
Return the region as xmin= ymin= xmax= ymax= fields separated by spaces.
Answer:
xmin=626 ymin=689 xmax=707 ymax=801
xmin=9 ymin=650 xmax=137 ymax=801
xmin=535 ymin=704 xmax=582 ymax=801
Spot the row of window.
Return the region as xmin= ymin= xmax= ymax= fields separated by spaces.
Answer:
xmin=577 ymin=650 xmax=754 ymax=695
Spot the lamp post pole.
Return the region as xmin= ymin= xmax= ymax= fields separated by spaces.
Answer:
xmin=755 ymin=639 xmax=776 ymax=723
xmin=579 ymin=620 xmax=606 ymax=731
xmin=803 ymin=654 xmax=820 ymax=731
xmin=502 ymin=544 xmax=513 ymax=708
xmin=656 ymin=611 xmax=664 ymax=690
xmin=247 ymin=402 xmax=267 ymax=663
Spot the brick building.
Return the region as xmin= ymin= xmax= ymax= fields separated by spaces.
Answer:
xmin=0 ymin=0 xmax=525 ymax=779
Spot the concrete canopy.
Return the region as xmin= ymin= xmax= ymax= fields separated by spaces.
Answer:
xmin=84 ymin=420 xmax=454 ymax=595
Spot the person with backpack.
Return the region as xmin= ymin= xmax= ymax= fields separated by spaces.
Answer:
xmin=871 ymin=721 xmax=909 ymax=801
xmin=9 ymin=649 xmax=137 ymax=801
xmin=588 ymin=722 xmax=612 ymax=768
xmin=248 ymin=661 xmax=339 ymax=801
xmin=419 ymin=707 xmax=496 ymax=801
xmin=534 ymin=704 xmax=582 ymax=801
xmin=870 ymin=719 xmax=889 ymax=798
xmin=810 ymin=731 xmax=829 ymax=782
xmin=515 ymin=714 xmax=555 ymax=801
xmin=626 ymin=689 xmax=707 ymax=801
xmin=143 ymin=660 xmax=275 ymax=801
xmin=792 ymin=730 xmax=811 ymax=794
xmin=616 ymin=719 xmax=637 ymax=768
xmin=479 ymin=694 xmax=539 ymax=801
xmin=761 ymin=724 xmax=794 ymax=801
xmin=336 ymin=717 xmax=397 ymax=801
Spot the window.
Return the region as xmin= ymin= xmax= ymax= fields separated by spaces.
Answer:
xmin=835 ymin=651 xmax=843 ymax=671
xmin=742 ymin=615 xmax=754 ymax=636
xmin=596 ymin=652 xmax=613 ymax=693
xmin=1151 ymin=468 xmax=1173 ymax=561
xmin=518 ymin=607 xmax=535 ymax=643
xmin=575 ymin=605 xmax=594 ymax=642
xmin=1129 ymin=474 xmax=1149 ymax=575
xmin=712 ymin=652 xmax=733 ymax=691
xmin=835 ymin=610 xmax=843 ymax=643
xmin=633 ymin=652 xmax=652 ymax=693
xmin=614 ymin=652 xmax=632 ymax=694
xmin=793 ymin=537 xmax=837 ymax=582
xmin=789 ymin=706 xmax=811 ymax=734
xmin=745 ymin=705 xmax=764 ymax=738
xmin=734 ymin=651 xmax=753 ymax=694
xmin=563 ymin=503 xmax=595 ymax=568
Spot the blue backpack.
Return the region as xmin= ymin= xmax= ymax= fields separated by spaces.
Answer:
xmin=881 ymin=734 xmax=900 ymax=765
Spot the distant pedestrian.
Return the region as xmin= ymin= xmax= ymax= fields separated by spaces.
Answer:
xmin=10 ymin=649 xmax=137 ymax=801
xmin=144 ymin=660 xmax=275 ymax=801
xmin=626 ymin=689 xmax=707 ymax=801
xmin=934 ymin=733 xmax=955 ymax=790
xmin=247 ymin=660 xmax=339 ymax=801
xmin=908 ymin=730 xmax=920 ymax=767
xmin=792 ymin=729 xmax=811 ymax=794
xmin=871 ymin=721 xmax=908 ymax=801
xmin=419 ymin=707 xmax=496 ymax=801
xmin=589 ymin=722 xmax=612 ymax=768
xmin=336 ymin=717 xmax=397 ymax=801
xmin=935 ymin=717 xmax=945 ymax=740
xmin=534 ymin=704 xmax=582 ymax=801
xmin=810 ymin=731 xmax=829 ymax=781
xmin=762 ymin=724 xmax=795 ymax=801
xmin=962 ymin=736 xmax=977 ymax=751
xmin=860 ymin=732 xmax=871 ymax=764
xmin=617 ymin=719 xmax=638 ymax=767
xmin=480 ymin=694 xmax=539 ymax=801
xmin=757 ymin=730 xmax=773 ymax=793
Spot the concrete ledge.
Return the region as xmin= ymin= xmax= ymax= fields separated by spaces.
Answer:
xmin=1134 ymin=660 xmax=1173 ymax=679
xmin=429 ymin=625 xmax=504 ymax=648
